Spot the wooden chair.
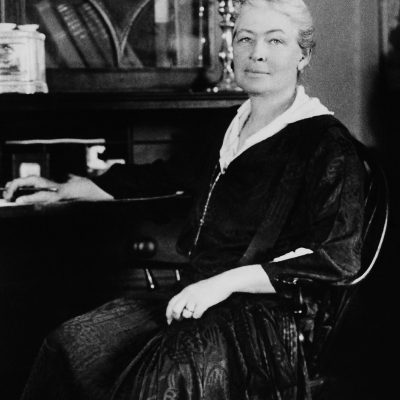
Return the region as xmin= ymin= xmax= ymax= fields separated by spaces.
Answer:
xmin=131 ymin=148 xmax=389 ymax=396
xmin=276 ymin=148 xmax=390 ymax=398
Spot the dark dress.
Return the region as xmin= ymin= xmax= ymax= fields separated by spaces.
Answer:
xmin=20 ymin=114 xmax=365 ymax=400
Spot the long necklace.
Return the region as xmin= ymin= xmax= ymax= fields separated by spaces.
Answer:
xmin=188 ymin=165 xmax=222 ymax=256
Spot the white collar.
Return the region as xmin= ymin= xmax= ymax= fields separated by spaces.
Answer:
xmin=219 ymin=86 xmax=334 ymax=172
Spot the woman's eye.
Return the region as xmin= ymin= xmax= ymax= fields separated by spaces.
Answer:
xmin=237 ymin=36 xmax=252 ymax=43
xmin=269 ymin=38 xmax=283 ymax=45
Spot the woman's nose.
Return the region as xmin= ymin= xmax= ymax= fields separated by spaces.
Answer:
xmin=249 ymin=40 xmax=267 ymax=61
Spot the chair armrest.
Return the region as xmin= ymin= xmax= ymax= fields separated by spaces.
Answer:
xmin=130 ymin=259 xmax=190 ymax=291
xmin=275 ymin=276 xmax=329 ymax=315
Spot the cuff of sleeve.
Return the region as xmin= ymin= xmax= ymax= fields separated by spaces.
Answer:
xmin=91 ymin=164 xmax=136 ymax=199
xmin=261 ymin=262 xmax=304 ymax=301
xmin=260 ymin=262 xmax=282 ymax=291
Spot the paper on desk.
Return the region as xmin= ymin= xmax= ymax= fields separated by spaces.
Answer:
xmin=0 ymin=199 xmax=20 ymax=207
xmin=272 ymin=247 xmax=313 ymax=262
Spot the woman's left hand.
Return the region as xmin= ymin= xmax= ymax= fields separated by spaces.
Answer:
xmin=166 ymin=276 xmax=232 ymax=324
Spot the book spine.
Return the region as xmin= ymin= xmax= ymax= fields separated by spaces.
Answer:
xmin=33 ymin=0 xmax=85 ymax=68
xmin=55 ymin=1 xmax=108 ymax=68
xmin=78 ymin=2 xmax=114 ymax=68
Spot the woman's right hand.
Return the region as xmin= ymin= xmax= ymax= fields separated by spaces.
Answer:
xmin=3 ymin=176 xmax=62 ymax=204
xmin=3 ymin=174 xmax=113 ymax=204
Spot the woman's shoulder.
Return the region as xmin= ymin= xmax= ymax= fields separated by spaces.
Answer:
xmin=293 ymin=115 xmax=363 ymax=157
xmin=293 ymin=114 xmax=350 ymax=138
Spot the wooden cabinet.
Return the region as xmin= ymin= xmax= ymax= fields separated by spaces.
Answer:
xmin=0 ymin=91 xmax=247 ymax=182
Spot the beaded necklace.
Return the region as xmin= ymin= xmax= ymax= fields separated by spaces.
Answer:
xmin=188 ymin=165 xmax=222 ymax=257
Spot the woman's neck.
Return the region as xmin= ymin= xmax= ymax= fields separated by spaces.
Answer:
xmin=247 ymin=87 xmax=297 ymax=129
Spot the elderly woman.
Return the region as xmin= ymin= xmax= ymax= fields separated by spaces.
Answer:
xmin=14 ymin=0 xmax=365 ymax=399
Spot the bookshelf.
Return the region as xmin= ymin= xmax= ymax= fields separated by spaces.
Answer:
xmin=25 ymin=0 xmax=221 ymax=92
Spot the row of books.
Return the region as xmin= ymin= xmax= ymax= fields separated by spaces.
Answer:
xmin=31 ymin=0 xmax=205 ymax=69
xmin=33 ymin=0 xmax=145 ymax=68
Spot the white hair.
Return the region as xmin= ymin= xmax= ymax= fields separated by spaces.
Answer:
xmin=233 ymin=0 xmax=315 ymax=56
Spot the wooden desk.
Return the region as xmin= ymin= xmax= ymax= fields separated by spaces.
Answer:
xmin=0 ymin=194 xmax=190 ymax=399
xmin=0 ymin=91 xmax=242 ymax=398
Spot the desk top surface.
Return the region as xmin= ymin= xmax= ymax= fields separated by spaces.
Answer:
xmin=0 ymin=192 xmax=191 ymax=218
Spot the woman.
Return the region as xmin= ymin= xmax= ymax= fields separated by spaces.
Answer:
xmin=13 ymin=0 xmax=365 ymax=399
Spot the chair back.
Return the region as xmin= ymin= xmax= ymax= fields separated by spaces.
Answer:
xmin=349 ymin=150 xmax=389 ymax=285
xmin=306 ymin=147 xmax=389 ymax=387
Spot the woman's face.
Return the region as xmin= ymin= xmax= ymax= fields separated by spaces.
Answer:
xmin=233 ymin=1 xmax=309 ymax=97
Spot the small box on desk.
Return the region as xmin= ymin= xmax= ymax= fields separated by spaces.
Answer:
xmin=4 ymin=138 xmax=111 ymax=182
xmin=11 ymin=151 xmax=50 ymax=179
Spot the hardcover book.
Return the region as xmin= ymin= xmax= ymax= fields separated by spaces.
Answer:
xmin=33 ymin=0 xmax=85 ymax=68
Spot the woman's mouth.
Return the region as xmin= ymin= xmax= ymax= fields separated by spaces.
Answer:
xmin=245 ymin=69 xmax=269 ymax=75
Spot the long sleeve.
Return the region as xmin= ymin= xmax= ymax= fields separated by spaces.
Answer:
xmin=91 ymin=111 xmax=234 ymax=200
xmin=92 ymin=157 xmax=198 ymax=199
xmin=91 ymin=136 xmax=223 ymax=199
xmin=262 ymin=128 xmax=366 ymax=284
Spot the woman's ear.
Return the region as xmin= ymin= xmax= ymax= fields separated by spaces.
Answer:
xmin=298 ymin=51 xmax=311 ymax=72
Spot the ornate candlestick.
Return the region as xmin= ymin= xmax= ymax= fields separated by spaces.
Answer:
xmin=209 ymin=0 xmax=241 ymax=92
xmin=197 ymin=0 xmax=206 ymax=67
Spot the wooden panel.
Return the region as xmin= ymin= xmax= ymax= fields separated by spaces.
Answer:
xmin=0 ymin=91 xmax=247 ymax=111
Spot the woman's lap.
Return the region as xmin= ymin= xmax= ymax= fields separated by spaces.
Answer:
xmin=22 ymin=294 xmax=303 ymax=400
xmin=21 ymin=297 xmax=166 ymax=400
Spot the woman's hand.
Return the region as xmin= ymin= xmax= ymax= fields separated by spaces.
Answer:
xmin=165 ymin=276 xmax=232 ymax=325
xmin=3 ymin=176 xmax=62 ymax=203
xmin=165 ymin=265 xmax=275 ymax=324
xmin=3 ymin=174 xmax=113 ymax=204
xmin=59 ymin=174 xmax=113 ymax=201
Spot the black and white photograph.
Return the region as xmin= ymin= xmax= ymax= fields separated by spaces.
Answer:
xmin=0 ymin=1 xmax=396 ymax=399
